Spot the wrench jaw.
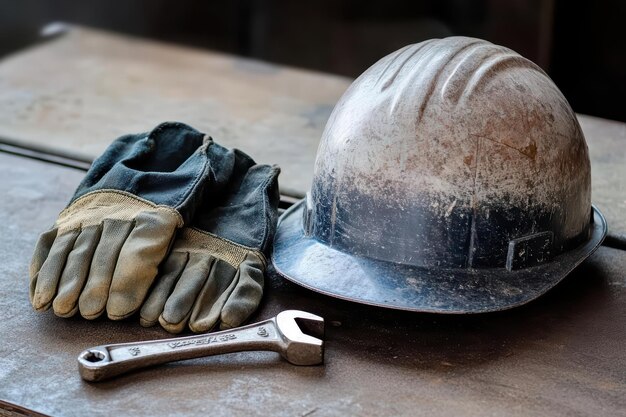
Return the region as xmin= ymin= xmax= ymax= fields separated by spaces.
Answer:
xmin=283 ymin=338 xmax=324 ymax=366
xmin=276 ymin=311 xmax=325 ymax=366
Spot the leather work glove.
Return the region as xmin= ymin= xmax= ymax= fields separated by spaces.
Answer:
xmin=139 ymin=149 xmax=280 ymax=333
xmin=29 ymin=122 xmax=231 ymax=321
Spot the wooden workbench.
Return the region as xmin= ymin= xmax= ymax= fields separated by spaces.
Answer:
xmin=0 ymin=27 xmax=624 ymax=417
xmin=0 ymin=27 xmax=623 ymax=237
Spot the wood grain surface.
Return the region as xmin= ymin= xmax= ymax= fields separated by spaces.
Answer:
xmin=0 ymin=26 xmax=350 ymax=197
xmin=0 ymin=27 xmax=623 ymax=240
xmin=0 ymin=27 xmax=624 ymax=416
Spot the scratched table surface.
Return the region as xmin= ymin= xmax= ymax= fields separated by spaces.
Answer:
xmin=0 ymin=152 xmax=625 ymax=417
xmin=0 ymin=27 xmax=625 ymax=417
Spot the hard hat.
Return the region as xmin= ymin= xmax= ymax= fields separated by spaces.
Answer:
xmin=271 ymin=37 xmax=607 ymax=313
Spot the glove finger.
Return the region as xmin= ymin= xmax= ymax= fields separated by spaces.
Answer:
xmin=31 ymin=229 xmax=80 ymax=311
xmin=79 ymin=219 xmax=134 ymax=319
xmin=52 ymin=224 xmax=103 ymax=318
xmin=219 ymin=254 xmax=265 ymax=330
xmin=140 ymin=251 xmax=189 ymax=327
xmin=29 ymin=227 xmax=58 ymax=304
xmin=188 ymin=258 xmax=238 ymax=333
xmin=107 ymin=210 xmax=178 ymax=320
xmin=158 ymin=253 xmax=215 ymax=334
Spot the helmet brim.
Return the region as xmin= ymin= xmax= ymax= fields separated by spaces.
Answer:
xmin=271 ymin=201 xmax=607 ymax=313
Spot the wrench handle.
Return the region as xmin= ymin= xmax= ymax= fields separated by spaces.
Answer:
xmin=78 ymin=319 xmax=279 ymax=382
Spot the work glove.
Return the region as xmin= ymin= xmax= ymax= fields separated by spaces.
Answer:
xmin=139 ymin=148 xmax=280 ymax=333
xmin=29 ymin=122 xmax=230 ymax=320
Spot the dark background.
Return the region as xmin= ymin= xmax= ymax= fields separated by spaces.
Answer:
xmin=0 ymin=0 xmax=623 ymax=121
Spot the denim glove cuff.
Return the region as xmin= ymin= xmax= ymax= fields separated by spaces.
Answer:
xmin=69 ymin=122 xmax=222 ymax=225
